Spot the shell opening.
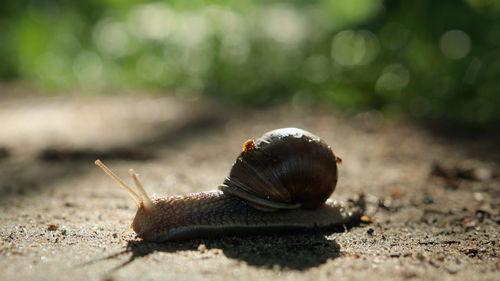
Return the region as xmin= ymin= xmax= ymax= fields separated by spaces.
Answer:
xmin=219 ymin=182 xmax=302 ymax=211
xmin=94 ymin=160 xmax=153 ymax=212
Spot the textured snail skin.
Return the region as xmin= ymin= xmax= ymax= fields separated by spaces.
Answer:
xmin=131 ymin=191 xmax=365 ymax=242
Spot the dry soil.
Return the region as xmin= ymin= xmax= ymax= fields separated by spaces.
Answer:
xmin=0 ymin=93 xmax=499 ymax=281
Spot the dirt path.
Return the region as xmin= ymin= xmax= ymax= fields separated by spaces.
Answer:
xmin=0 ymin=94 xmax=499 ymax=281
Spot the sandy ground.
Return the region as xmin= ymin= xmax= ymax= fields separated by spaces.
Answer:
xmin=0 ymin=93 xmax=499 ymax=281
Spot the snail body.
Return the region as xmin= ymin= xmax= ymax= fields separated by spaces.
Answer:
xmin=95 ymin=128 xmax=363 ymax=242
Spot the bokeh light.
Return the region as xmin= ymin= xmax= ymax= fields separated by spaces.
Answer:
xmin=0 ymin=0 xmax=498 ymax=125
xmin=331 ymin=30 xmax=379 ymax=66
xmin=73 ymin=51 xmax=104 ymax=88
xmin=93 ymin=19 xmax=133 ymax=58
xmin=439 ymin=30 xmax=471 ymax=60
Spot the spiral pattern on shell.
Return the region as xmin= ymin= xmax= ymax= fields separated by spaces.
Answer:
xmin=220 ymin=127 xmax=339 ymax=210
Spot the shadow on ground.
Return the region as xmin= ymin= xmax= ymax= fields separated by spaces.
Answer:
xmin=0 ymin=113 xmax=226 ymax=201
xmin=418 ymin=120 xmax=500 ymax=163
xmin=38 ymin=113 xmax=226 ymax=163
xmin=87 ymin=233 xmax=342 ymax=272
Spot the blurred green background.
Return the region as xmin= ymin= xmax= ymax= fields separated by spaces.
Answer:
xmin=1 ymin=0 xmax=499 ymax=125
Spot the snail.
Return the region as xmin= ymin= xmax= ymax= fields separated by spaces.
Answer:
xmin=95 ymin=127 xmax=364 ymax=242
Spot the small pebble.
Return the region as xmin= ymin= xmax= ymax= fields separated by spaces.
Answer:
xmin=197 ymin=244 xmax=207 ymax=253
xmin=473 ymin=192 xmax=484 ymax=202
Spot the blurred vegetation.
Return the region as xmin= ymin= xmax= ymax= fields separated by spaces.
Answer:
xmin=1 ymin=0 xmax=499 ymax=125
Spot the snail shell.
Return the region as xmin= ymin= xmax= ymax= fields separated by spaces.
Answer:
xmin=94 ymin=127 xmax=360 ymax=242
xmin=220 ymin=128 xmax=339 ymax=211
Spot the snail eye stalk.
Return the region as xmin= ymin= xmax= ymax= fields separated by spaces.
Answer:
xmin=94 ymin=160 xmax=141 ymax=207
xmin=128 ymin=169 xmax=154 ymax=211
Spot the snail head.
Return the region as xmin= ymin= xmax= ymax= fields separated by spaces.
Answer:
xmin=94 ymin=160 xmax=157 ymax=236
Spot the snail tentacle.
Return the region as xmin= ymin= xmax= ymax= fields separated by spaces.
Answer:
xmin=128 ymin=169 xmax=154 ymax=211
xmin=94 ymin=160 xmax=142 ymax=206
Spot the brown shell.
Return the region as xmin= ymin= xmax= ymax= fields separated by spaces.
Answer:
xmin=219 ymin=127 xmax=339 ymax=211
